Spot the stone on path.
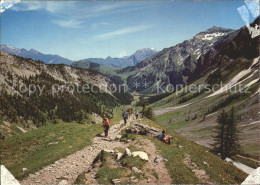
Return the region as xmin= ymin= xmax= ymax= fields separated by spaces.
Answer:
xmin=1 ymin=165 xmax=20 ymax=185
xmin=154 ymin=156 xmax=164 ymax=163
xmin=115 ymin=135 xmax=122 ymax=140
xmin=115 ymin=152 xmax=123 ymax=160
xmin=132 ymin=151 xmax=149 ymax=161
xmin=132 ymin=167 xmax=143 ymax=174
xmin=124 ymin=148 xmax=131 ymax=156
xmin=104 ymin=149 xmax=114 ymax=154
xmin=48 ymin=142 xmax=58 ymax=147
xmin=112 ymin=179 xmax=121 ymax=184
xmin=58 ymin=179 xmax=68 ymax=185
xmin=125 ymin=124 xmax=161 ymax=137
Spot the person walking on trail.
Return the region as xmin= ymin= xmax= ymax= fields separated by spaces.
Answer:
xmin=159 ymin=130 xmax=172 ymax=144
xmin=122 ymin=111 xmax=128 ymax=125
xmin=102 ymin=115 xmax=110 ymax=137
xmin=135 ymin=110 xmax=139 ymax=119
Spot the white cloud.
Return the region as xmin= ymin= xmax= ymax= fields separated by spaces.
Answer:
xmin=91 ymin=3 xmax=127 ymax=13
xmin=8 ymin=1 xmax=148 ymax=30
xmin=12 ymin=1 xmax=43 ymax=11
xmin=95 ymin=25 xmax=151 ymax=39
xmin=12 ymin=1 xmax=75 ymax=13
xmin=52 ymin=19 xmax=83 ymax=29
xmin=91 ymin=22 xmax=110 ymax=29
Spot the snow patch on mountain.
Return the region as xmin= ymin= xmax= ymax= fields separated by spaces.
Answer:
xmin=207 ymin=57 xmax=259 ymax=98
xmin=245 ymin=78 xmax=259 ymax=88
xmin=202 ymin=32 xmax=226 ymax=40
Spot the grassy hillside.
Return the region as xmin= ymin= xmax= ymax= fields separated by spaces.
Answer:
xmin=0 ymin=52 xmax=134 ymax=139
xmin=76 ymin=118 xmax=247 ymax=184
xmin=0 ymin=116 xmax=121 ymax=180
xmin=134 ymin=57 xmax=260 ymax=160
xmin=143 ymin=119 xmax=247 ymax=184
xmin=1 ymin=111 xmax=248 ymax=184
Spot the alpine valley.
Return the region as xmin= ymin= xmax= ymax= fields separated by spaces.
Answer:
xmin=0 ymin=13 xmax=259 ymax=185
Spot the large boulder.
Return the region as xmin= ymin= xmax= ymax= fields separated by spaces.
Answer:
xmin=132 ymin=151 xmax=149 ymax=161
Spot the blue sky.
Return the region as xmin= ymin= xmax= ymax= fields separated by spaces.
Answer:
xmin=1 ymin=1 xmax=258 ymax=60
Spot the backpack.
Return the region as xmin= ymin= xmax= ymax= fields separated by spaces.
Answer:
xmin=123 ymin=113 xmax=128 ymax=119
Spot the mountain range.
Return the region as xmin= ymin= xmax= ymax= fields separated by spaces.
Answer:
xmin=0 ymin=45 xmax=73 ymax=65
xmin=76 ymin=48 xmax=157 ymax=68
xmin=0 ymin=45 xmax=157 ymax=68
xmin=71 ymin=21 xmax=259 ymax=95
xmin=120 ymin=26 xmax=235 ymax=93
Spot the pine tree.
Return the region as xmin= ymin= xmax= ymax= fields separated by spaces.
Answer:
xmin=212 ymin=108 xmax=240 ymax=159
xmin=213 ymin=110 xmax=228 ymax=159
xmin=226 ymin=107 xmax=240 ymax=157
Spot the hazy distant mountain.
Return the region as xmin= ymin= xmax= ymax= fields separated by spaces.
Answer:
xmin=1 ymin=44 xmax=157 ymax=68
xmin=129 ymin=48 xmax=158 ymax=65
xmin=0 ymin=44 xmax=73 ymax=65
xmin=78 ymin=48 xmax=157 ymax=68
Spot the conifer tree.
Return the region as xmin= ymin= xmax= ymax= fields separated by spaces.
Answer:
xmin=213 ymin=110 xmax=228 ymax=159
xmin=212 ymin=107 xmax=240 ymax=159
xmin=226 ymin=107 xmax=240 ymax=157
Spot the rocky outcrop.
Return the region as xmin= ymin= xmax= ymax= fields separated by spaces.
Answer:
xmin=125 ymin=123 xmax=161 ymax=137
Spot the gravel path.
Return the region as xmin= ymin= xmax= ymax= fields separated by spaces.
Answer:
xmin=20 ymin=116 xmax=173 ymax=185
xmin=153 ymin=103 xmax=193 ymax=116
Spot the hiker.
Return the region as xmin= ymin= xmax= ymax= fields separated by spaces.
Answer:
xmin=159 ymin=130 xmax=171 ymax=144
xmin=135 ymin=110 xmax=139 ymax=119
xmin=102 ymin=115 xmax=110 ymax=137
xmin=122 ymin=111 xmax=128 ymax=125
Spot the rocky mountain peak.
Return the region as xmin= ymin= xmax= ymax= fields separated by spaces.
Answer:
xmin=130 ymin=48 xmax=157 ymax=65
xmin=194 ymin=26 xmax=233 ymax=40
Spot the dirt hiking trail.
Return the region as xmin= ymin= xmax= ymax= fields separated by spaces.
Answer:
xmin=21 ymin=117 xmax=172 ymax=185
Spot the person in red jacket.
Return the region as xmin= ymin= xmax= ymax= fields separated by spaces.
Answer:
xmin=102 ymin=115 xmax=110 ymax=137
xmin=159 ymin=130 xmax=171 ymax=144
